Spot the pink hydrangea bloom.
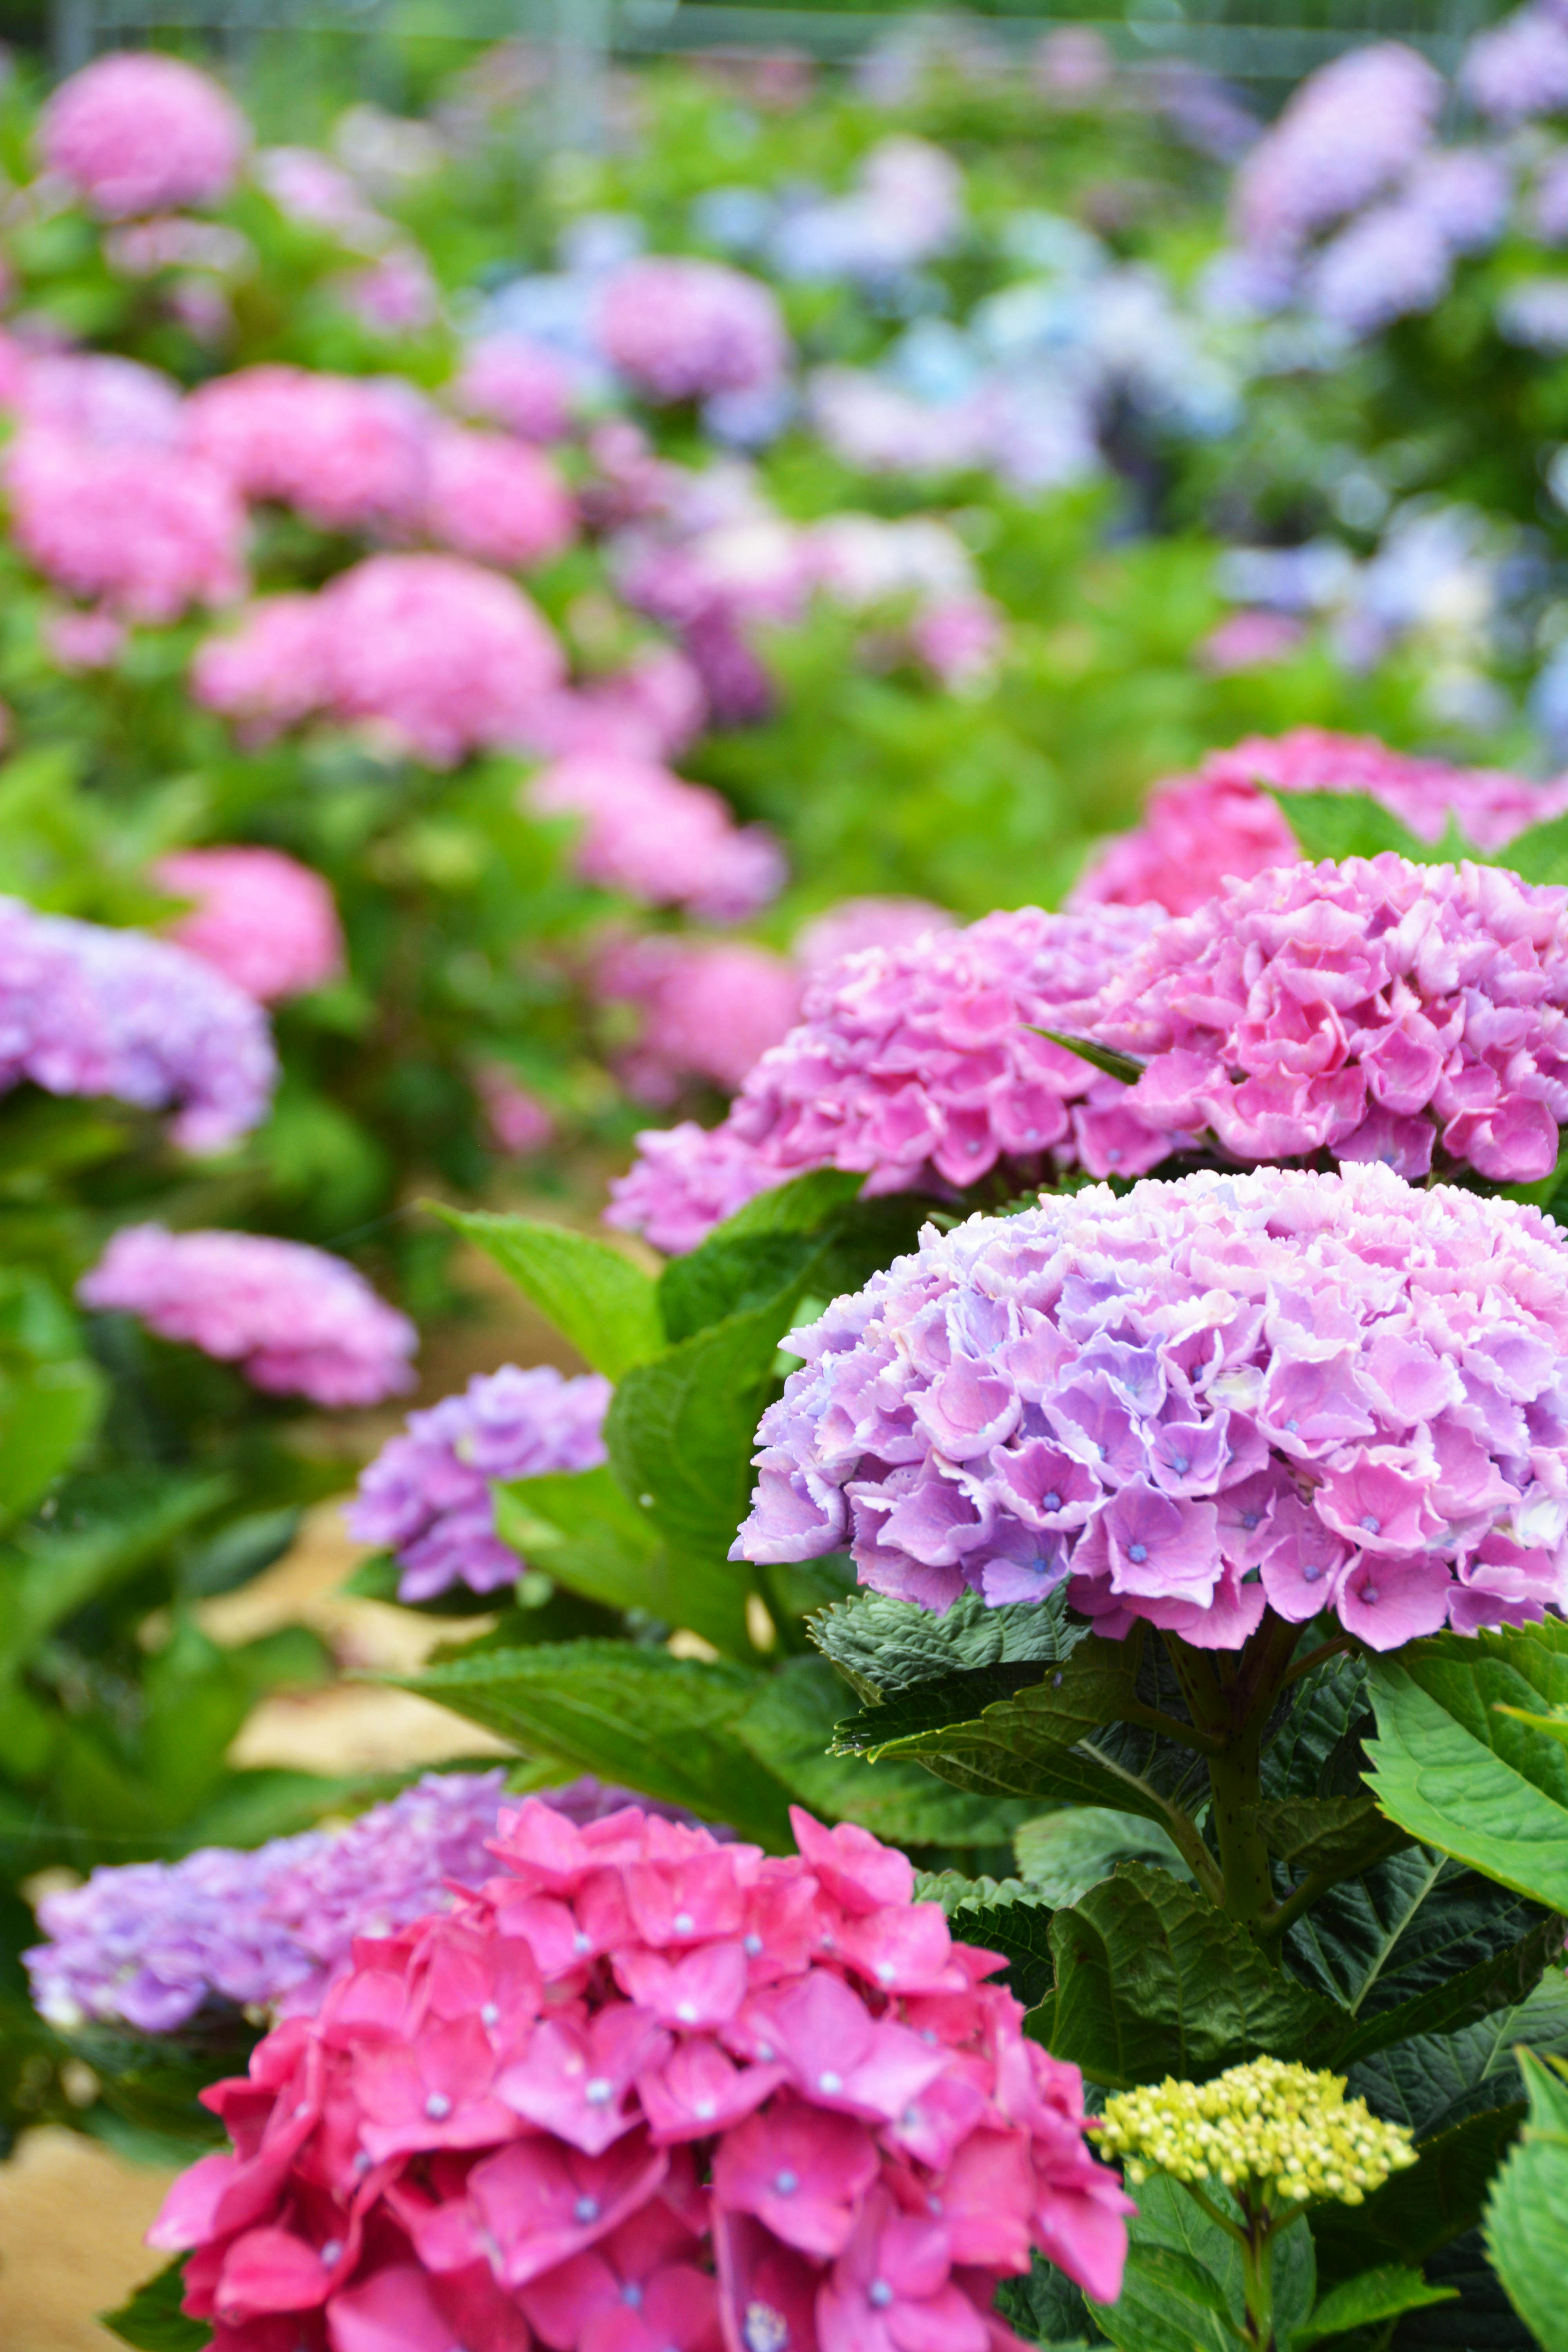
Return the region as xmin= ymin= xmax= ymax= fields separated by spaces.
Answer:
xmin=347 ymin=1362 xmax=612 ymax=1600
xmin=0 ymin=895 xmax=275 ymax=1150
xmin=1197 ymin=611 xmax=1306 ymax=675
xmin=254 ymin=145 xmax=386 ymax=245
xmin=1063 ymin=853 xmax=1568 ymax=1187
xmin=793 ymin=898 xmax=956 ymax=980
xmin=12 ymin=349 xmax=184 ymax=447
xmin=1230 ymin=42 xmax=1442 ymax=262
xmin=78 ymin=1224 xmax=416 ymax=1406
xmin=597 ymin=257 xmax=790 ymax=402
xmin=5 ymin=426 xmax=245 ymax=621
xmin=40 ymin=52 xmax=247 ymax=218
xmin=324 ymin=555 xmax=564 ymax=766
xmin=189 ymin=592 xmax=333 ymax=742
xmin=477 ymin=1066 xmax=556 ymax=1157
xmin=452 ymin=334 xmax=577 ymax=442
xmin=907 ymin=596 xmax=1005 ymax=688
xmin=1069 ymin=728 xmax=1568 ymax=916
xmin=44 ymin=607 xmax=127 ymax=670
xmin=597 ymin=936 xmax=803 ymax=1103
xmin=153 ymin=847 xmax=344 ymax=1003
xmin=148 ymin=1799 xmax=1129 ymax=2348
xmin=523 ymin=645 xmax=708 ymax=766
xmin=184 ymin=364 xmax=430 ymax=535
xmin=528 ymin=751 xmax=785 ymax=921
xmin=339 ymin=245 xmax=439 ymax=333
xmin=605 ymin=904 xmax=1168 ymax=1254
xmin=735 ymin=1163 xmax=1568 ymax=1650
xmin=422 ymin=422 xmax=576 ymax=571
xmin=605 ymin=1121 xmax=782 ymax=1256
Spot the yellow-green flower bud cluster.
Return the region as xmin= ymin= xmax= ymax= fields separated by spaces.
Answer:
xmin=1097 ymin=2057 xmax=1417 ymax=2208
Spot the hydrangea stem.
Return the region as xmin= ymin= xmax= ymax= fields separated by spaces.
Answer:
xmin=1165 ymin=1614 xmax=1301 ymax=1932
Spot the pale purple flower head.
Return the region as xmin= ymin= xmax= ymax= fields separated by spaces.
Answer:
xmin=1463 ymin=4 xmax=1568 ymax=122
xmin=1307 ymin=200 xmax=1453 ymax=335
xmin=450 ymin=334 xmax=577 ymax=442
xmin=189 ymin=592 xmax=333 ymax=744
xmin=1231 ymin=43 xmax=1442 ymax=261
xmin=597 ymin=256 xmax=789 ymax=402
xmin=40 ymin=52 xmax=248 ymax=218
xmin=345 ymin=1363 xmax=611 ymax=1600
xmin=527 ymin=751 xmax=784 ymax=920
xmin=78 ymin=1224 xmax=416 ymax=1406
xmin=5 ymin=426 xmax=246 ymax=621
xmin=1063 ymin=853 xmax=1568 ymax=1188
xmin=184 ymin=364 xmax=431 ymax=535
xmin=605 ymin=904 xmax=1168 ymax=1254
xmin=0 ymin=897 xmax=276 ymax=1150
xmin=735 ymin=1163 xmax=1568 ymax=1651
xmin=153 ymin=846 xmax=343 ymax=1004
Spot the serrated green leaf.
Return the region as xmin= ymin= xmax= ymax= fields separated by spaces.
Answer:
xmin=100 ymin=2260 xmax=209 ymax=2350
xmin=1312 ymin=2106 xmax=1525 ymax=2290
xmin=1270 ymin=789 xmax=1440 ymax=865
xmin=995 ymin=2252 xmax=1102 ymax=2345
xmin=1015 ymin=1806 xmax=1190 ymax=1905
xmin=1364 ymin=1625 xmax=1568 ymax=1911
xmin=1027 ymin=1863 xmax=1348 ymax=2089
xmin=657 ymin=1168 xmax=864 ymax=1342
xmin=495 ymin=1465 xmax=749 ymax=1657
xmin=811 ymin=1583 xmax=1084 ymax=1705
xmin=1348 ymin=1969 xmax=1568 ymax=2142
xmin=427 ymin=1207 xmax=662 ymax=1379
xmin=390 ymin=1641 xmax=792 ymax=1846
xmin=1088 ymin=2173 xmax=1314 ymax=2352
xmin=1293 ymin=2264 xmax=1457 ymax=2347
xmin=1259 ymin=1795 xmax=1410 ymax=1883
xmin=947 ymin=1892 xmax=1058 ymax=2010
xmin=1483 ymin=2049 xmax=1568 ymax=2352
xmin=1030 ymin=1028 xmax=1145 ymax=1088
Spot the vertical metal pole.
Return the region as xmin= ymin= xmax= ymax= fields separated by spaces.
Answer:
xmin=52 ymin=0 xmax=96 ymax=77
xmin=553 ymin=0 xmax=609 ymax=153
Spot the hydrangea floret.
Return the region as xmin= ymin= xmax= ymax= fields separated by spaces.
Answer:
xmin=147 ymin=1800 xmax=1131 ymax=2348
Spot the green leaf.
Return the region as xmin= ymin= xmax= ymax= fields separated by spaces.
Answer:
xmin=946 ymin=1891 xmax=1058 ymax=2011
xmin=1312 ymin=2105 xmax=1526 ymax=2290
xmin=427 ymin=1207 xmax=662 ymax=1379
xmin=1483 ymin=2049 xmax=1568 ymax=2352
xmin=496 ymin=1465 xmax=749 ymax=1657
xmin=0 ymin=1470 xmax=232 ymax=1680
xmin=1364 ymin=1625 xmax=1568 ymax=1911
xmin=391 ymin=1641 xmax=793 ymax=1846
xmin=1292 ymin=2264 xmax=1457 ymax=2347
xmin=811 ymin=1583 xmax=1085 ymax=1705
xmin=657 ymin=1168 xmax=864 ymax=1341
xmin=1015 ymin=1806 xmax=1191 ymax=1905
xmin=1348 ymin=1969 xmax=1568 ymax=2141
xmin=100 ymin=2260 xmax=209 ymax=2351
xmin=0 ymin=1354 xmax=102 ymax=1521
xmin=1270 ymin=789 xmax=1441 ymax=865
xmin=1027 ymin=1864 xmax=1347 ymax=2089
xmin=995 ymin=2251 xmax=1101 ymax=2347
xmin=1259 ymin=1795 xmax=1411 ymax=1884
xmin=1087 ymin=2173 xmax=1314 ymax=2352
xmin=1030 ymin=1028 xmax=1145 ymax=1088
xmin=1490 ymin=809 xmax=1568 ymax=886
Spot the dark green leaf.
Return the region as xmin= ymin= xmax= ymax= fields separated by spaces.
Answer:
xmin=1349 ymin=1969 xmax=1568 ymax=2141
xmin=1088 ymin=2173 xmax=1314 ymax=2352
xmin=657 ymin=1168 xmax=864 ymax=1341
xmin=1294 ymin=2265 xmax=1457 ymax=2347
xmin=995 ymin=2252 xmax=1103 ymax=2346
xmin=1015 ymin=1806 xmax=1191 ymax=1905
xmin=945 ymin=1891 xmax=1057 ymax=2010
xmin=1312 ymin=2107 xmax=1525 ymax=2290
xmin=811 ymin=1582 xmax=1084 ymax=1705
xmin=1483 ymin=2050 xmax=1568 ymax=2352
xmin=1260 ymin=1796 xmax=1410 ymax=1884
xmin=427 ymin=1207 xmax=663 ymax=1379
xmin=100 ymin=2260 xmax=209 ymax=2351
xmin=1031 ymin=1029 xmax=1145 ymax=1088
xmin=1285 ymin=1846 xmax=1556 ymax=2029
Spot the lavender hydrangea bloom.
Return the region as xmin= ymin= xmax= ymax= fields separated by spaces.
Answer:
xmin=26 ymin=1772 xmax=714 ymax=2034
xmin=1231 ymin=43 xmax=1442 ymax=263
xmin=0 ymin=895 xmax=277 ymax=1150
xmin=733 ymin=1165 xmax=1568 ymax=1652
xmin=346 ymin=1363 xmax=612 ymax=1599
xmin=1308 ymin=200 xmax=1453 ymax=335
xmin=1463 ymin=3 xmax=1568 ymax=123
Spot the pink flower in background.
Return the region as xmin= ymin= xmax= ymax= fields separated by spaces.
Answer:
xmin=604 ymin=1120 xmax=780 ymax=1255
xmin=44 ymin=607 xmax=126 ymax=670
xmin=605 ymin=903 xmax=1167 ymax=1253
xmin=40 ymin=52 xmax=248 ymax=218
xmin=523 ymin=645 xmax=709 ymax=766
xmin=908 ymin=595 xmax=1004 ymax=687
xmin=339 ymin=245 xmax=439 ymax=333
xmin=189 ymin=592 xmax=332 ymax=741
xmin=597 ymin=257 xmax=789 ymax=402
xmin=792 ymin=897 xmax=956 ymax=979
xmin=184 ymin=363 xmax=430 ymax=534
xmin=78 ymin=1223 xmax=416 ymax=1406
xmin=347 ymin=1362 xmax=611 ymax=1599
xmin=0 ymin=895 xmax=275 ymax=1150
xmin=1062 ymin=853 xmax=1568 ymax=1186
xmin=1197 ymin=610 xmax=1306 ymax=674
xmin=476 ymin=1065 xmax=556 ymax=1156
xmin=451 ymin=334 xmax=577 ymax=442
xmin=147 ymin=1799 xmax=1127 ymax=2343
xmin=1463 ymin=3 xmax=1568 ymax=122
xmin=597 ymin=935 xmax=803 ymax=1102
xmin=528 ymin=751 xmax=784 ymax=920
xmin=152 ymin=847 xmax=344 ymax=1004
xmin=735 ymin=1163 xmax=1568 ymax=1648
xmin=254 ymin=144 xmax=386 ymax=244
xmin=103 ymin=214 xmax=252 ymax=280
xmin=422 ymin=422 xmax=576 ymax=570
xmin=5 ymin=427 xmax=245 ymax=621
xmin=11 ymin=349 xmax=185 ymax=447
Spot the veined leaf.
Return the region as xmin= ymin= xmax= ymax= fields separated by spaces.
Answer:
xmin=945 ymin=1891 xmax=1057 ymax=2011
xmin=1269 ymin=788 xmax=1440 ymax=865
xmin=1483 ymin=2049 xmax=1568 ymax=2352
xmin=101 ymin=2260 xmax=208 ymax=2350
xmin=1292 ymin=2263 xmax=1457 ymax=2346
xmin=1087 ymin=2172 xmax=1314 ymax=2352
xmin=427 ymin=1206 xmax=662 ymax=1379
xmin=1015 ymin=1806 xmax=1190 ymax=1905
xmin=811 ymin=1583 xmax=1083 ymax=1705
xmin=495 ymin=1465 xmax=750 ymax=1659
xmin=1312 ymin=2105 xmax=1526 ymax=2289
xmin=1258 ymin=1795 xmax=1410 ymax=1884
xmin=1348 ymin=1969 xmax=1568 ymax=2145
xmin=657 ymin=1168 xmax=864 ymax=1341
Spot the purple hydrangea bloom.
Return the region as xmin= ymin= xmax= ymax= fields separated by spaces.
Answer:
xmin=0 ymin=895 xmax=277 ymax=1151
xmin=1308 ymin=200 xmax=1454 ymax=335
xmin=1463 ymin=3 xmax=1568 ymax=123
xmin=732 ymin=1164 xmax=1568 ymax=1652
xmin=25 ymin=1771 xmax=715 ymax=2034
xmin=1231 ymin=43 xmax=1442 ymax=263
xmin=345 ymin=1363 xmax=612 ymax=1600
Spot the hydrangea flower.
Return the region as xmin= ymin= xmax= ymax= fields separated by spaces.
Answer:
xmin=422 ymin=423 xmax=576 ymax=571
xmin=40 ymin=51 xmax=248 ymax=218
xmin=184 ymin=364 xmax=431 ymax=536
xmin=346 ymin=1364 xmax=612 ymax=1601
xmin=528 ymin=751 xmax=785 ymax=921
xmin=1065 ymin=853 xmax=1568 ymax=1185
xmin=78 ymin=1224 xmax=416 ymax=1407
xmin=5 ymin=426 xmax=246 ymax=621
xmin=147 ymin=1800 xmax=1129 ymax=2346
xmin=153 ymin=847 xmax=343 ymax=1004
xmin=733 ymin=1163 xmax=1568 ymax=1651
xmin=26 ymin=1773 xmax=710 ymax=2034
xmin=475 ymin=1067 xmax=556 ymax=1158
xmin=792 ymin=898 xmax=956 ymax=980
xmin=1069 ymin=728 xmax=1568 ymax=918
xmin=1463 ymin=2 xmax=1568 ymax=122
xmin=0 ymin=896 xmax=276 ymax=1150
xmin=451 ymin=334 xmax=578 ymax=443
xmin=605 ymin=904 xmax=1167 ymax=1255
xmin=596 ymin=935 xmax=803 ymax=1103
xmin=523 ymin=644 xmax=708 ymax=766
xmin=189 ymin=592 xmax=333 ymax=743
xmin=597 ymin=256 xmax=789 ymax=402
xmin=1098 ymin=2058 xmax=1416 ymax=2205
xmin=1229 ymin=43 xmax=1442 ymax=266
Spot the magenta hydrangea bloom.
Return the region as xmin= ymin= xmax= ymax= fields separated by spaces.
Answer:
xmin=597 ymin=256 xmax=789 ymax=403
xmin=184 ymin=364 xmax=431 ymax=535
xmin=40 ymin=52 xmax=247 ymax=218
xmin=0 ymin=896 xmax=275 ymax=1149
xmin=596 ymin=935 xmax=803 ymax=1104
xmin=793 ymin=898 xmax=957 ymax=980
xmin=346 ymin=1364 xmax=612 ymax=1601
xmin=735 ymin=1163 xmax=1568 ymax=1652
xmin=605 ymin=904 xmax=1168 ymax=1255
xmin=153 ymin=846 xmax=343 ymax=1004
xmin=5 ymin=425 xmax=246 ymax=621
xmin=147 ymin=1800 xmax=1129 ymax=2348
xmin=78 ymin=1224 xmax=416 ymax=1407
xmin=25 ymin=1774 xmax=710 ymax=2034
xmin=1066 ymin=853 xmax=1568 ymax=1185
xmin=604 ymin=1121 xmax=783 ymax=1256
xmin=422 ymin=422 xmax=576 ymax=571
xmin=528 ymin=750 xmax=785 ymax=921
xmin=1070 ymin=728 xmax=1568 ymax=919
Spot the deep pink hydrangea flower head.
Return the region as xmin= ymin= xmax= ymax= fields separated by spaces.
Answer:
xmin=189 ymin=592 xmax=332 ymax=742
xmin=735 ymin=1163 xmax=1568 ymax=1650
xmin=6 ymin=426 xmax=246 ymax=621
xmin=147 ymin=1800 xmax=1128 ymax=2346
xmin=422 ymin=422 xmax=577 ymax=571
xmin=1064 ymin=852 xmax=1568 ymax=1187
xmin=153 ymin=847 xmax=343 ymax=1003
xmin=597 ymin=258 xmax=790 ymax=403
xmin=528 ymin=752 xmax=785 ymax=921
xmin=604 ymin=1122 xmax=782 ymax=1256
xmin=184 ymin=364 xmax=431 ymax=535
xmin=40 ymin=52 xmax=248 ymax=218
xmin=79 ymin=1224 xmax=416 ymax=1406
xmin=605 ymin=904 xmax=1168 ymax=1254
